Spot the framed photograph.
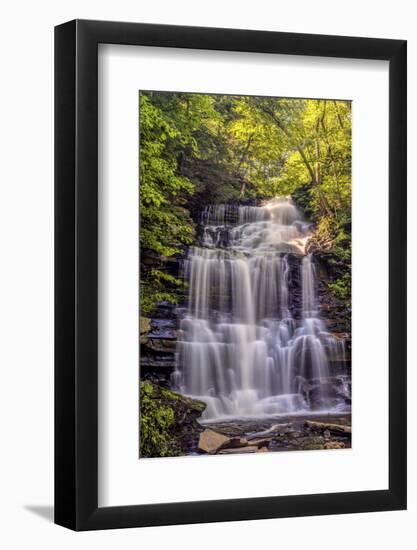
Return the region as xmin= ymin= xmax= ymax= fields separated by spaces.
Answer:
xmin=55 ymin=19 xmax=406 ymax=530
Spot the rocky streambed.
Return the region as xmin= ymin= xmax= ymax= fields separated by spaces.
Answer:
xmin=200 ymin=414 xmax=351 ymax=455
xmin=139 ymin=381 xmax=351 ymax=458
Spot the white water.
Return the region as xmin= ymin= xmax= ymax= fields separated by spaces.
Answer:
xmin=174 ymin=198 xmax=348 ymax=420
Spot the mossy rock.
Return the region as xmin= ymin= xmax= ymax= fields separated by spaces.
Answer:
xmin=140 ymin=381 xmax=206 ymax=458
xmin=140 ymin=316 xmax=151 ymax=334
xmin=301 ymin=436 xmax=325 ymax=450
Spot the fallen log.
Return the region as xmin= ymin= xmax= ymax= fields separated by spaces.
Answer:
xmin=247 ymin=423 xmax=292 ymax=439
xmin=305 ymin=420 xmax=351 ymax=435
xmin=218 ymin=446 xmax=258 ymax=455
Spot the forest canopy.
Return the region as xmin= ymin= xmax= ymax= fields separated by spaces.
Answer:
xmin=139 ymin=91 xmax=352 ymax=313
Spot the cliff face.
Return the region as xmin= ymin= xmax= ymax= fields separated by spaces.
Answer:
xmin=315 ymin=251 xmax=351 ymax=359
xmin=140 ymin=199 xmax=351 ymax=388
xmin=139 ymin=255 xmax=351 ymax=389
xmin=140 ymin=310 xmax=178 ymax=386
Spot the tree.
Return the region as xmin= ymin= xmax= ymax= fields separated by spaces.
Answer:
xmin=140 ymin=91 xmax=352 ymax=313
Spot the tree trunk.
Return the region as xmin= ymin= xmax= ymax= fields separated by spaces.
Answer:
xmin=259 ymin=105 xmax=318 ymax=185
xmin=305 ymin=420 xmax=351 ymax=435
xmin=333 ymin=100 xmax=345 ymax=130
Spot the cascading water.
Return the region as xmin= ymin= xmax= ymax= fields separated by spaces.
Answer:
xmin=173 ymin=197 xmax=348 ymax=420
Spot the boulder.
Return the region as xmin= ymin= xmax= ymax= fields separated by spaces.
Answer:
xmin=228 ymin=436 xmax=248 ymax=448
xmin=324 ymin=441 xmax=345 ymax=450
xmin=198 ymin=429 xmax=231 ymax=454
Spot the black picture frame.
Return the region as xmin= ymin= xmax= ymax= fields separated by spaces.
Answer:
xmin=55 ymin=19 xmax=407 ymax=531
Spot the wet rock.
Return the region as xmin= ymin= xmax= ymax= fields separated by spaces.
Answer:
xmin=145 ymin=339 xmax=176 ymax=353
xmin=149 ymin=318 xmax=178 ymax=339
xmin=141 ymin=371 xmax=172 ymax=388
xmin=322 ymin=317 xmax=338 ymax=329
xmin=140 ymin=354 xmax=176 ymax=387
xmin=247 ymin=438 xmax=272 ymax=448
xmin=151 ymin=302 xmax=178 ymax=320
xmin=140 ymin=312 xmax=179 ymax=382
xmin=198 ymin=429 xmax=231 ymax=454
xmin=228 ymin=436 xmax=249 ymax=448
xmin=140 ymin=316 xmax=151 ymax=334
xmin=140 ymin=357 xmax=176 ymax=369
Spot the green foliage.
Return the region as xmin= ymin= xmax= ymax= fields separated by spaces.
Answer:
xmin=327 ymin=273 xmax=351 ymax=302
xmin=315 ymin=214 xmax=351 ymax=307
xmin=139 ymin=381 xmax=180 ymax=458
xmin=140 ymin=91 xmax=352 ymax=313
xmin=139 ymin=381 xmax=206 ymax=458
xmin=140 ymin=93 xmax=203 ymax=312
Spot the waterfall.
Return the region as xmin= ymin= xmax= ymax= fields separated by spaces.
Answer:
xmin=174 ymin=197 xmax=348 ymax=420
